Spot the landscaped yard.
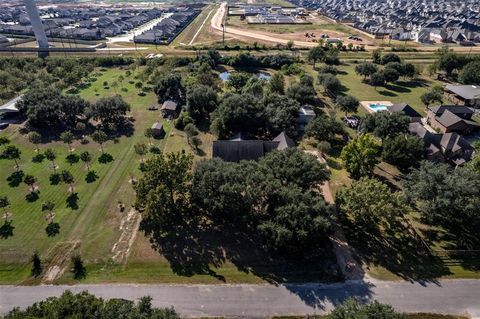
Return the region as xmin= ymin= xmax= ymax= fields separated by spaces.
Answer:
xmin=337 ymin=63 xmax=441 ymax=115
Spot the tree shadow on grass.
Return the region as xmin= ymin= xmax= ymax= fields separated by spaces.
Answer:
xmin=141 ymin=216 xmax=356 ymax=309
xmin=419 ymin=222 xmax=480 ymax=273
xmin=98 ymin=153 xmax=114 ymax=164
xmin=6 ymin=171 xmax=24 ymax=187
xmin=85 ymin=171 xmax=99 ymax=183
xmin=0 ymin=221 xmax=14 ymax=239
xmin=385 ymin=83 xmax=411 ymax=93
xmin=66 ymin=193 xmax=79 ymax=210
xmin=342 ymin=218 xmax=451 ymax=283
xmin=66 ymin=154 xmax=79 ymax=165
xmin=377 ymin=90 xmax=397 ymax=97
xmin=26 ymin=191 xmax=40 ymax=202
xmin=396 ymin=79 xmax=430 ymax=88
xmin=141 ymin=217 xmax=342 ymax=284
xmin=32 ymin=153 xmax=45 ymax=163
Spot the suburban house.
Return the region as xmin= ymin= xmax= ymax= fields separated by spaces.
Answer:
xmin=212 ymin=132 xmax=295 ymax=162
xmin=297 ymin=105 xmax=316 ymax=130
xmin=160 ymin=100 xmax=179 ymax=119
xmin=409 ymin=122 xmax=474 ymax=166
xmin=444 ymin=84 xmax=480 ymax=107
xmin=386 ymin=103 xmax=422 ymax=122
xmin=426 ymin=105 xmax=480 ymax=134
xmin=151 ymin=122 xmax=165 ymax=138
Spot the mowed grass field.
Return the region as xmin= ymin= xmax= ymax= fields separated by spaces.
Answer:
xmin=336 ymin=63 xmax=441 ymax=115
xmin=0 ymin=67 xmax=177 ymax=284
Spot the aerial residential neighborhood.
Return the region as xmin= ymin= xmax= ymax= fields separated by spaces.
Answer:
xmin=0 ymin=0 xmax=480 ymax=318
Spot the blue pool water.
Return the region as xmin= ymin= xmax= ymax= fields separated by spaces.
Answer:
xmin=219 ymin=71 xmax=272 ymax=81
xmin=368 ymin=103 xmax=389 ymax=112
xmin=257 ymin=72 xmax=271 ymax=80
xmin=219 ymin=71 xmax=230 ymax=81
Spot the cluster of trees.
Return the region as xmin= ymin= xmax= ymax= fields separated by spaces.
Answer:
xmin=135 ymin=149 xmax=333 ymax=256
xmin=340 ymin=112 xmax=424 ymax=178
xmin=17 ymin=86 xmax=131 ymax=132
xmin=4 ymin=292 xmax=410 ymax=319
xmin=4 ymin=291 xmax=179 ymax=319
xmin=307 ymin=45 xmax=340 ymax=67
xmin=355 ymin=52 xmax=417 ymax=89
xmin=434 ymin=47 xmax=480 ymax=83
xmin=403 ymin=162 xmax=480 ymax=249
xmin=0 ymin=56 xmax=133 ymax=101
xmin=154 ymin=63 xmax=304 ymax=140
xmin=219 ymin=52 xmax=296 ymax=69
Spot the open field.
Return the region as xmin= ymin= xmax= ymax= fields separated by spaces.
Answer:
xmin=0 ymin=66 xmax=174 ymax=284
xmin=226 ymin=15 xmax=352 ymax=35
xmin=336 ymin=63 xmax=442 ymax=115
xmin=171 ymin=4 xmax=217 ymax=47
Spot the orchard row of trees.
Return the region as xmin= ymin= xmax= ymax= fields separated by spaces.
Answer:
xmin=0 ymin=56 xmax=132 ymax=101
xmin=0 ymin=129 xmax=112 ymax=239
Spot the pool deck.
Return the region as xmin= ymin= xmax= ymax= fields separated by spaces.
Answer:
xmin=360 ymin=101 xmax=393 ymax=114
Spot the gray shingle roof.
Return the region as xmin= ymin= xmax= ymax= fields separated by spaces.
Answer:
xmin=445 ymin=84 xmax=480 ymax=100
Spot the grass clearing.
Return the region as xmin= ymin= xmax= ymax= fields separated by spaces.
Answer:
xmin=171 ymin=4 xmax=216 ymax=46
xmin=226 ymin=16 xmax=351 ymax=35
xmin=336 ymin=63 xmax=442 ymax=115
xmin=0 ymin=66 xmax=172 ymax=284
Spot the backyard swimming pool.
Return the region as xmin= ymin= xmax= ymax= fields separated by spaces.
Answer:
xmin=368 ymin=103 xmax=389 ymax=112
xmin=360 ymin=101 xmax=393 ymax=114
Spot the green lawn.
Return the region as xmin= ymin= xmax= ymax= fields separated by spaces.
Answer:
xmin=336 ymin=63 xmax=441 ymax=115
xmin=0 ymin=67 xmax=173 ymax=284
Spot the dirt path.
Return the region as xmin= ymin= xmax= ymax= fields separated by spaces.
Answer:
xmin=305 ymin=150 xmax=365 ymax=281
xmin=211 ymin=2 xmax=318 ymax=48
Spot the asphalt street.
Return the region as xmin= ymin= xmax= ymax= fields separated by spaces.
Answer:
xmin=1 ymin=279 xmax=480 ymax=317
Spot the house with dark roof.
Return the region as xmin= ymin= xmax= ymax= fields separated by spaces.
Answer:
xmin=426 ymin=105 xmax=480 ymax=134
xmin=212 ymin=132 xmax=295 ymax=162
xmin=387 ymin=103 xmax=422 ymax=122
xmin=444 ymin=84 xmax=480 ymax=107
xmin=160 ymin=100 xmax=179 ymax=118
xmin=409 ymin=122 xmax=474 ymax=166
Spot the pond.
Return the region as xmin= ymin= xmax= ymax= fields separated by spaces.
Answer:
xmin=218 ymin=71 xmax=272 ymax=81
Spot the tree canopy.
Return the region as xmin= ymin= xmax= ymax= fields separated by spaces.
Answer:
xmin=154 ymin=73 xmax=185 ymax=104
xmin=340 ymin=133 xmax=380 ymax=179
xmin=337 ymin=178 xmax=406 ymax=232
xmin=403 ymin=162 xmax=480 ymax=249
xmin=185 ymin=84 xmax=218 ymax=121
xmin=3 ymin=290 xmax=179 ymax=319
xmin=361 ymin=112 xmax=410 ymax=140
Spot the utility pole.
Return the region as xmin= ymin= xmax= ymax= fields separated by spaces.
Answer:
xmin=24 ymin=0 xmax=49 ymax=58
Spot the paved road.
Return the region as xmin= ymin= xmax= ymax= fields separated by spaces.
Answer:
xmin=1 ymin=280 xmax=480 ymax=317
